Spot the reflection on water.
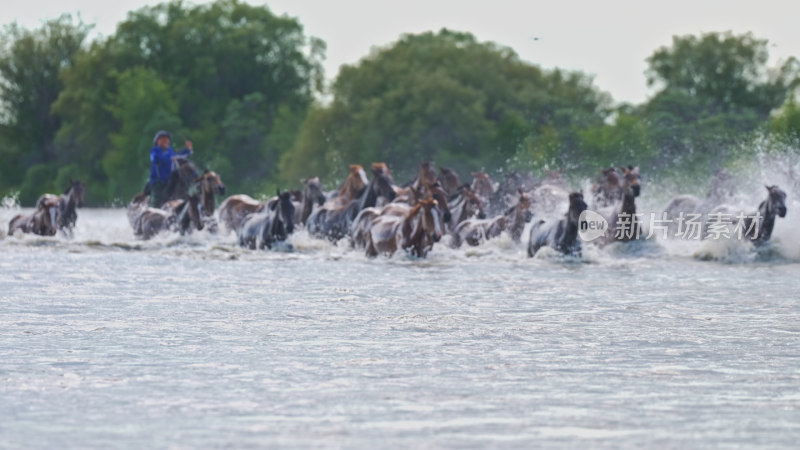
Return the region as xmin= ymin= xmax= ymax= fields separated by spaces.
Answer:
xmin=1 ymin=208 xmax=799 ymax=448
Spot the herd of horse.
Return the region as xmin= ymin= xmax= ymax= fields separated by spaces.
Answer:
xmin=6 ymin=158 xmax=790 ymax=260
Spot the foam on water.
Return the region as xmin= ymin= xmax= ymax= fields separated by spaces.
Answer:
xmin=2 ymin=152 xmax=800 ymax=447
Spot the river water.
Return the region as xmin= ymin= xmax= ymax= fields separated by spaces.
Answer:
xmin=1 ymin=202 xmax=799 ymax=448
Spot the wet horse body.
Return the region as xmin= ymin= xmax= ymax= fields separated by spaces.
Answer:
xmin=663 ymin=169 xmax=738 ymax=238
xmin=218 ymin=195 xmax=267 ymax=234
xmin=452 ymin=189 xmax=533 ymax=248
xmin=237 ymin=191 xmax=296 ymax=250
xmin=127 ymin=193 xmax=173 ymax=240
xmin=8 ymin=195 xmax=59 ymax=237
xmin=54 ymin=180 xmax=86 ymax=235
xmin=295 ymin=177 xmax=327 ymax=227
xmin=365 ymin=199 xmax=443 ymax=258
xmin=307 ymin=166 xmax=396 ymax=241
xmin=528 ymin=192 xmax=588 ymax=257
xmin=594 ymin=166 xmax=642 ymax=244
xmin=738 ymin=185 xmax=787 ymax=246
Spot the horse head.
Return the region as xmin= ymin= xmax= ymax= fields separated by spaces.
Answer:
xmin=371 ymin=162 xmax=394 ymax=183
xmin=622 ymin=166 xmax=641 ymax=198
xmin=427 ymin=182 xmax=452 ymax=224
xmin=439 ymin=166 xmax=462 ymax=196
xmin=37 ymin=196 xmax=60 ymax=236
xmin=470 ymin=172 xmax=495 ymax=199
xmin=370 ymin=165 xmax=397 ymax=204
xmin=338 ymin=164 xmax=368 ymax=203
xmin=302 ymin=177 xmax=327 ymax=206
xmin=461 ymin=186 xmax=486 ymax=220
xmin=65 ymin=179 xmax=86 ymax=207
xmin=192 ymin=170 xmax=225 ymax=216
xmin=416 ymin=160 xmax=437 ymax=187
xmin=515 ymin=188 xmax=534 ymax=223
xmin=568 ymin=191 xmax=588 ymax=225
xmin=274 ymin=190 xmax=296 ymax=235
xmin=404 ymin=198 xmax=443 ymax=255
xmin=765 ymin=185 xmax=787 ymax=218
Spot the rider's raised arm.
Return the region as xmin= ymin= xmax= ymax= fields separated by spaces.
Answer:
xmin=176 ymin=139 xmax=193 ymax=158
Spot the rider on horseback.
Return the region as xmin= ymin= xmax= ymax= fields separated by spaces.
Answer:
xmin=145 ymin=130 xmax=193 ymax=207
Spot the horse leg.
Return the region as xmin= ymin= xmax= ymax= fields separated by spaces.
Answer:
xmin=365 ymin=235 xmax=379 ymax=258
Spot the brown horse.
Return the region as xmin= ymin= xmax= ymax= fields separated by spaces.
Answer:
xmin=470 ymin=172 xmax=495 ymax=200
xmin=601 ymin=166 xmax=642 ymax=244
xmin=451 ymin=189 xmax=533 ymax=248
xmin=412 ymin=160 xmax=438 ymax=192
xmin=591 ymin=167 xmax=622 ymax=208
xmin=218 ymin=194 xmax=267 ymax=234
xmin=8 ymin=195 xmax=59 ymax=237
xmin=195 ymin=170 xmax=226 ymax=217
xmin=365 ymin=198 xmax=444 ymax=258
xmin=331 ymin=164 xmax=369 ymax=207
xmin=439 ymin=166 xmax=462 ymax=197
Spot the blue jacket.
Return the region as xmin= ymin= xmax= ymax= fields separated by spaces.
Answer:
xmin=150 ymin=146 xmax=192 ymax=184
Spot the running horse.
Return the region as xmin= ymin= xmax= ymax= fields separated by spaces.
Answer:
xmin=54 ymin=179 xmax=86 ymax=235
xmin=439 ymin=166 xmax=462 ymax=197
xmin=238 ymin=190 xmax=296 ymax=250
xmin=163 ymin=159 xmax=225 ymax=233
xmin=451 ymin=189 xmax=533 ymax=248
xmin=218 ymin=194 xmax=267 ymax=234
xmin=602 ymin=166 xmax=641 ymax=244
xmin=365 ymin=197 xmax=444 ymax=258
xmin=445 ymin=186 xmax=486 ymax=234
xmin=7 ymin=195 xmax=60 ymax=237
xmin=527 ymin=191 xmax=588 ymax=257
xmin=127 ymin=192 xmax=189 ymax=240
xmin=307 ymin=164 xmax=396 ymax=241
xmin=19 ymin=180 xmax=86 ymax=236
xmin=591 ymin=167 xmax=622 ymax=207
xmin=739 ymin=185 xmax=787 ymax=246
xmin=294 ymin=177 xmax=327 ymax=227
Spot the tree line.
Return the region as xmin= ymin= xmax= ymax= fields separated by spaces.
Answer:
xmin=1 ymin=0 xmax=799 ymax=205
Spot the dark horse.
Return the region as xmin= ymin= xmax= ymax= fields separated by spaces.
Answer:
xmin=163 ymin=159 xmax=225 ymax=234
xmin=528 ymin=192 xmax=588 ymax=257
xmin=127 ymin=192 xmax=201 ymax=240
xmin=740 ymin=185 xmax=787 ymax=246
xmin=296 ymin=177 xmax=327 ymax=227
xmin=238 ymin=190 xmax=296 ymax=250
xmin=306 ymin=165 xmax=396 ymax=241
xmin=602 ymin=166 xmax=641 ymax=244
xmin=47 ymin=179 xmax=86 ymax=235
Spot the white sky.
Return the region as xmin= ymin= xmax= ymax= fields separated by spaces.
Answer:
xmin=4 ymin=0 xmax=800 ymax=104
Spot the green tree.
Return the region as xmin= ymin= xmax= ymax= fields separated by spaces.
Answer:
xmin=53 ymin=0 xmax=324 ymax=201
xmin=770 ymin=96 xmax=800 ymax=141
xmin=641 ymin=31 xmax=799 ymax=168
xmin=0 ymin=15 xmax=91 ymax=201
xmin=104 ymin=67 xmax=182 ymax=201
xmin=281 ymin=29 xmax=611 ymax=184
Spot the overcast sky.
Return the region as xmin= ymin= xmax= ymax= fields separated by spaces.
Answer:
xmin=5 ymin=0 xmax=800 ymax=104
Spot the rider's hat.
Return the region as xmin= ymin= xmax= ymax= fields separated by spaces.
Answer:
xmin=153 ymin=130 xmax=172 ymax=144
